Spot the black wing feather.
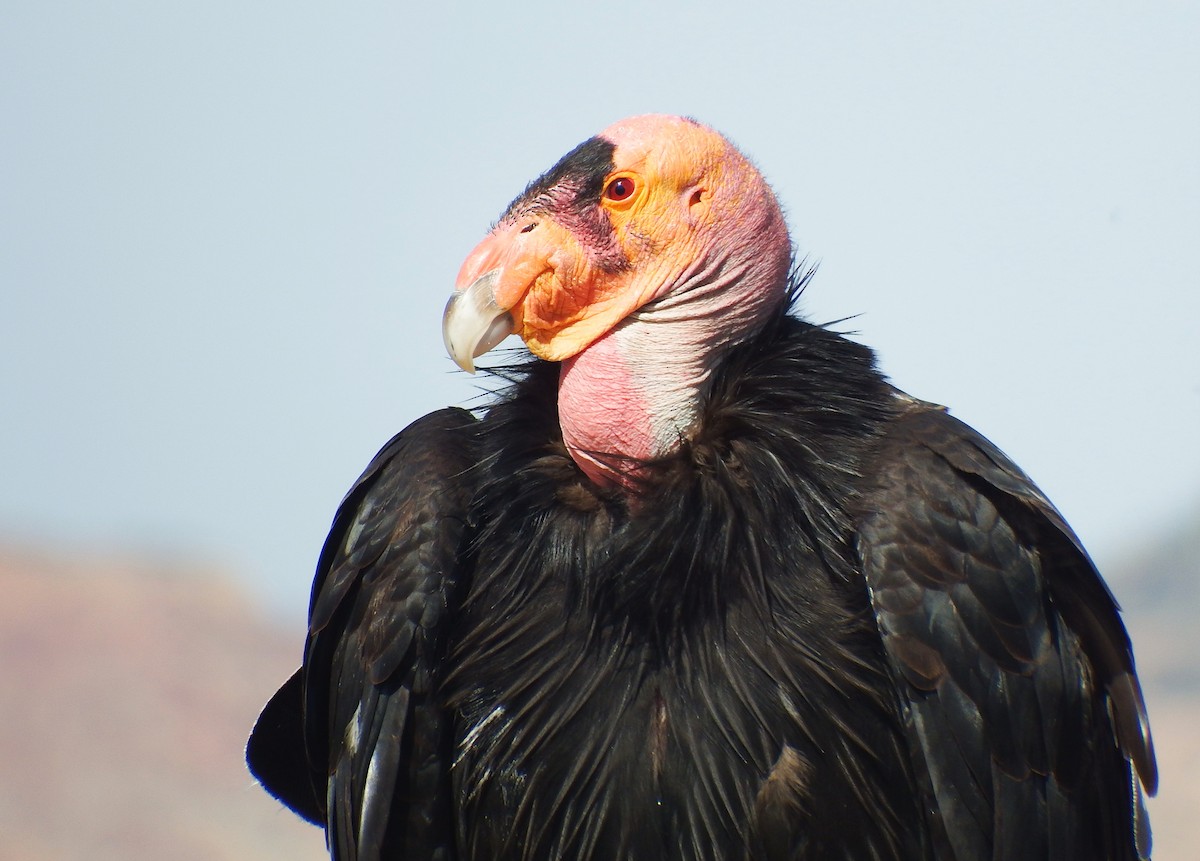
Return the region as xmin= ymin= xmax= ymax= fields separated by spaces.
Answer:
xmin=247 ymin=667 xmax=324 ymax=824
xmin=857 ymin=399 xmax=1155 ymax=860
xmin=250 ymin=407 xmax=477 ymax=860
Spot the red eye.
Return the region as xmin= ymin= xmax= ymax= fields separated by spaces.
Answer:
xmin=604 ymin=176 xmax=636 ymax=202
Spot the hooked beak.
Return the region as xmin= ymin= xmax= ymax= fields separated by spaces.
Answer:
xmin=442 ymin=216 xmax=560 ymax=372
xmin=443 ymin=209 xmax=629 ymax=370
xmin=442 ymin=269 xmax=514 ymax=373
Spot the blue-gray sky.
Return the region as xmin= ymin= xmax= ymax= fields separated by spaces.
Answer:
xmin=3 ymin=2 xmax=1197 ymax=618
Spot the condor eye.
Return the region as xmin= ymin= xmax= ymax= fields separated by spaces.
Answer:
xmin=603 ymin=176 xmax=636 ymax=202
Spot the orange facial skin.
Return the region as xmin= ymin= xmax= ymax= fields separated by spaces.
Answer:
xmin=450 ymin=115 xmax=779 ymax=364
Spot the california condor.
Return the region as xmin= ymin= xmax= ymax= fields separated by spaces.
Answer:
xmin=248 ymin=115 xmax=1156 ymax=860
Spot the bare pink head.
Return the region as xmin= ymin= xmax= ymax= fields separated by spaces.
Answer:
xmin=444 ymin=115 xmax=793 ymax=487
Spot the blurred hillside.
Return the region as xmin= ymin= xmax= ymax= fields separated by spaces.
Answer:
xmin=0 ymin=546 xmax=325 ymax=861
xmin=0 ymin=509 xmax=1194 ymax=859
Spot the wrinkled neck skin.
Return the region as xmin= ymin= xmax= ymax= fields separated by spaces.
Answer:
xmin=558 ymin=251 xmax=788 ymax=491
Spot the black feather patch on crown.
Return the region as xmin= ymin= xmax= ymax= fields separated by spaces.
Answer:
xmin=500 ymin=136 xmax=616 ymax=221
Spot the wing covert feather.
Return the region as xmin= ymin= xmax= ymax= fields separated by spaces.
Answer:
xmin=302 ymin=408 xmax=478 ymax=860
xmin=857 ymin=401 xmax=1155 ymax=860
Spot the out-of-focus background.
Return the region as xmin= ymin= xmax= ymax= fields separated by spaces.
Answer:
xmin=2 ymin=3 xmax=1196 ymax=858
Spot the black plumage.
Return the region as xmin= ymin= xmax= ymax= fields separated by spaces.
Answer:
xmin=248 ymin=289 xmax=1155 ymax=859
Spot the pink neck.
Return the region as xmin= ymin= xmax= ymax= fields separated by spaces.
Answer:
xmin=558 ymin=333 xmax=657 ymax=488
xmin=557 ymin=253 xmax=789 ymax=490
